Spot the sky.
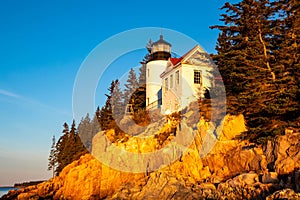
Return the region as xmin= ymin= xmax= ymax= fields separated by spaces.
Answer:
xmin=0 ymin=0 xmax=239 ymax=186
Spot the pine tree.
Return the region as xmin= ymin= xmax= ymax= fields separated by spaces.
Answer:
xmin=111 ymin=79 xmax=124 ymax=120
xmin=95 ymin=106 xmax=101 ymax=124
xmin=69 ymin=120 xmax=87 ymax=161
xmin=211 ymin=0 xmax=299 ymax=141
xmin=99 ymin=81 xmax=116 ymax=130
xmin=48 ymin=135 xmax=57 ymax=178
xmin=271 ymin=0 xmax=300 ymax=125
xmin=78 ymin=112 xmax=102 ymax=152
xmin=55 ymin=122 xmax=70 ymax=174
xmin=123 ymin=68 xmax=138 ymax=106
xmin=55 ymin=121 xmax=88 ymax=175
xmin=78 ymin=114 xmax=92 ymax=151
xmin=133 ymin=64 xmax=147 ymax=111
xmin=68 ymin=120 xmax=78 ymax=159
xmin=138 ymin=63 xmax=146 ymax=88
xmin=91 ymin=113 xmax=101 ymax=140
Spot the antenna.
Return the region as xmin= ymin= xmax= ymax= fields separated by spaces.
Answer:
xmin=160 ymin=28 xmax=163 ymax=38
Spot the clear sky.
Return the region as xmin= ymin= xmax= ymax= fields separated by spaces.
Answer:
xmin=0 ymin=0 xmax=239 ymax=186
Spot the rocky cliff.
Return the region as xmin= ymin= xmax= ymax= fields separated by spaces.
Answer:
xmin=2 ymin=110 xmax=300 ymax=199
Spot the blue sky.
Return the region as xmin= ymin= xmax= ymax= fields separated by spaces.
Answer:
xmin=0 ymin=0 xmax=239 ymax=186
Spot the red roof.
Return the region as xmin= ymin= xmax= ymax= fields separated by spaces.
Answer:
xmin=215 ymin=76 xmax=223 ymax=81
xmin=170 ymin=57 xmax=183 ymax=65
xmin=169 ymin=45 xmax=204 ymax=66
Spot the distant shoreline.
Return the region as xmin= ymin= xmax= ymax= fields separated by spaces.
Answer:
xmin=13 ymin=180 xmax=46 ymax=188
xmin=0 ymin=180 xmax=46 ymax=190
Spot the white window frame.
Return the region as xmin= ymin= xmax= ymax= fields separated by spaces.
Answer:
xmin=175 ymin=71 xmax=179 ymax=85
xmin=165 ymin=77 xmax=169 ymax=91
xmin=170 ymin=74 xmax=173 ymax=88
xmin=194 ymin=70 xmax=201 ymax=84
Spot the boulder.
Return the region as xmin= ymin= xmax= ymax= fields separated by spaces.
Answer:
xmin=216 ymin=114 xmax=247 ymax=141
xmin=232 ymin=173 xmax=259 ymax=186
xmin=203 ymin=144 xmax=267 ymax=182
xmin=262 ymin=172 xmax=279 ymax=184
xmin=266 ymin=189 xmax=300 ymax=200
xmin=273 ymin=132 xmax=300 ymax=174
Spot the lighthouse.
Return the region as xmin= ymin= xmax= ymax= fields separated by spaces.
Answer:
xmin=146 ymin=35 xmax=171 ymax=110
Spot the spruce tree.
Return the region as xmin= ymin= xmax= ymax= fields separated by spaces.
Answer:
xmin=138 ymin=63 xmax=146 ymax=88
xmin=69 ymin=120 xmax=87 ymax=161
xmin=95 ymin=106 xmax=101 ymax=124
xmin=55 ymin=122 xmax=70 ymax=174
xmin=111 ymin=79 xmax=124 ymax=119
xmin=123 ymin=68 xmax=138 ymax=106
xmin=78 ymin=112 xmax=102 ymax=152
xmin=99 ymin=81 xmax=116 ymax=130
xmin=48 ymin=135 xmax=57 ymax=178
xmin=271 ymin=0 xmax=300 ymax=124
xmin=55 ymin=121 xmax=88 ymax=175
xmin=133 ymin=64 xmax=147 ymax=111
xmin=78 ymin=114 xmax=92 ymax=151
xmin=211 ymin=0 xmax=299 ymax=141
xmin=91 ymin=113 xmax=101 ymax=139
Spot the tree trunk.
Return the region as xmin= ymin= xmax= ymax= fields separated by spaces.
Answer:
xmin=257 ymin=24 xmax=276 ymax=81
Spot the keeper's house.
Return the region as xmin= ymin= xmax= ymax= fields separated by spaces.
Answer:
xmin=145 ymin=35 xmax=215 ymax=114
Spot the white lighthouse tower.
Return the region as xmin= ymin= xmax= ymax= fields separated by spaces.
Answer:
xmin=146 ymin=35 xmax=172 ymax=110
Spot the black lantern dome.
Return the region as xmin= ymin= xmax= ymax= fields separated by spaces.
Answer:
xmin=147 ymin=35 xmax=171 ymax=62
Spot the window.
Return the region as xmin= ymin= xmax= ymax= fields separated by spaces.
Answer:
xmin=165 ymin=78 xmax=168 ymax=91
xmin=170 ymin=74 xmax=173 ymax=88
xmin=147 ymin=69 xmax=150 ymax=77
xmin=194 ymin=70 xmax=201 ymax=84
xmin=175 ymin=71 xmax=179 ymax=85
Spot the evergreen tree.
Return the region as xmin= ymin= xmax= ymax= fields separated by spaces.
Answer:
xmin=138 ymin=63 xmax=146 ymax=88
xmin=78 ymin=114 xmax=92 ymax=151
xmin=132 ymin=63 xmax=147 ymax=111
xmin=55 ymin=122 xmax=70 ymax=174
xmin=95 ymin=106 xmax=101 ymax=124
xmin=271 ymin=0 xmax=300 ymax=124
xmin=68 ymin=120 xmax=78 ymax=159
xmin=78 ymin=112 xmax=102 ymax=152
xmin=91 ymin=113 xmax=101 ymax=140
xmin=111 ymin=79 xmax=124 ymax=119
xmin=48 ymin=135 xmax=57 ymax=178
xmin=99 ymin=81 xmax=116 ymax=130
xmin=55 ymin=121 xmax=88 ymax=175
xmin=69 ymin=120 xmax=88 ymax=161
xmin=211 ymin=0 xmax=300 ymax=141
xmin=123 ymin=68 xmax=138 ymax=106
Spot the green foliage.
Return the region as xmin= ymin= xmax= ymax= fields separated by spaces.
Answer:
xmin=51 ymin=121 xmax=88 ymax=175
xmin=211 ymin=0 xmax=300 ymax=142
xmin=111 ymin=80 xmax=124 ymax=119
xmin=133 ymin=64 xmax=147 ymax=112
xmin=98 ymin=80 xmax=127 ymax=137
xmin=78 ymin=113 xmax=101 ymax=152
xmin=47 ymin=135 xmax=56 ymax=178
xmin=98 ymin=81 xmax=116 ymax=130
xmin=124 ymin=68 xmax=138 ymax=105
xmin=138 ymin=63 xmax=146 ymax=88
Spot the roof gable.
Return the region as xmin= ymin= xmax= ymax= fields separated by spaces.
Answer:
xmin=181 ymin=45 xmax=212 ymax=66
xmin=161 ymin=45 xmax=214 ymax=78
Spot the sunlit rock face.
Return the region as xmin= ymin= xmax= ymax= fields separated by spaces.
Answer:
xmin=3 ymin=111 xmax=300 ymax=199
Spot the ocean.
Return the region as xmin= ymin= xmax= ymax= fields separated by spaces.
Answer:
xmin=0 ymin=187 xmax=17 ymax=198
